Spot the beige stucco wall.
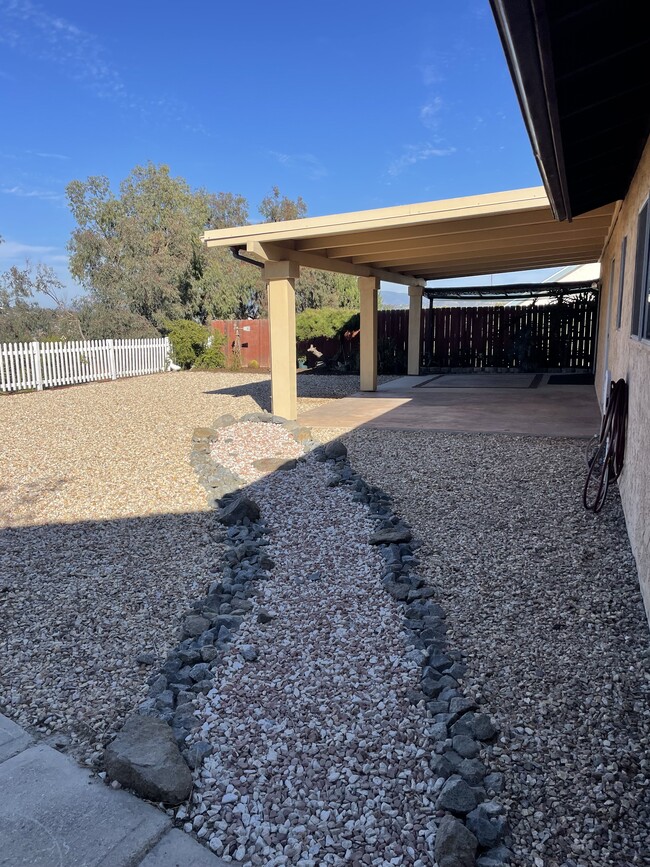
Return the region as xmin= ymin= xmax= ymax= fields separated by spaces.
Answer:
xmin=595 ymin=135 xmax=650 ymax=623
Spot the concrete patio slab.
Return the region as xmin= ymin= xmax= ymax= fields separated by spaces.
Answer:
xmin=0 ymin=713 xmax=230 ymax=867
xmin=0 ymin=712 xmax=32 ymax=762
xmin=299 ymin=377 xmax=601 ymax=437
xmin=140 ymin=829 xmax=229 ymax=867
xmin=0 ymin=743 xmax=169 ymax=866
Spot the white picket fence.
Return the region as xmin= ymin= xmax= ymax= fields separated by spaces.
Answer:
xmin=0 ymin=337 xmax=171 ymax=393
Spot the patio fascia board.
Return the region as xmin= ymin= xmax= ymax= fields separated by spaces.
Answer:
xmin=201 ymin=186 xmax=549 ymax=248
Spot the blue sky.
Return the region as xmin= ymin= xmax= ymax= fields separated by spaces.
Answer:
xmin=0 ymin=0 xmax=559 ymax=302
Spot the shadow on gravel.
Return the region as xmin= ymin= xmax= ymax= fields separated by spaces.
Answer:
xmin=0 ymin=508 xmax=227 ymax=760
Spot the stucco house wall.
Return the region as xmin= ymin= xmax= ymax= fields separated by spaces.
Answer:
xmin=596 ymin=135 xmax=650 ymax=622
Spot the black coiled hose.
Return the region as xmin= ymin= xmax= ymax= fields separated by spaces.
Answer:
xmin=582 ymin=378 xmax=628 ymax=513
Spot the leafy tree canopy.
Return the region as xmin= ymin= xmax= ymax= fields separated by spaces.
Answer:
xmin=259 ymin=186 xmax=307 ymax=223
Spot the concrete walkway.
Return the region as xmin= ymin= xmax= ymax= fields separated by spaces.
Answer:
xmin=0 ymin=713 xmax=225 ymax=867
xmin=299 ymin=373 xmax=601 ymax=437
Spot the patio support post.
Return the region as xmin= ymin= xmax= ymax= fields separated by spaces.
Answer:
xmin=264 ymin=260 xmax=300 ymax=420
xmin=359 ymin=276 xmax=379 ymax=391
xmin=407 ymin=286 xmax=423 ymax=375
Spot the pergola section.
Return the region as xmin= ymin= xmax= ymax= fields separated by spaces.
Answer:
xmin=202 ymin=187 xmax=616 ymax=419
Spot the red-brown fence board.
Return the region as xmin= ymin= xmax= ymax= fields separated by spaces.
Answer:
xmin=211 ymin=320 xmax=270 ymax=368
xmin=421 ymin=301 xmax=597 ymax=370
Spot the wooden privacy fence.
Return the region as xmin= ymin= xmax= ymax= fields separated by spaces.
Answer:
xmin=211 ymin=320 xmax=270 ymax=368
xmin=0 ymin=337 xmax=171 ymax=393
xmin=420 ymin=302 xmax=598 ymax=370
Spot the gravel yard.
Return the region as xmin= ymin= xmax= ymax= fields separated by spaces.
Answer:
xmin=0 ymin=372 xmax=374 ymax=762
xmin=2 ymin=372 xmax=649 ymax=867
xmin=340 ymin=429 xmax=650 ymax=867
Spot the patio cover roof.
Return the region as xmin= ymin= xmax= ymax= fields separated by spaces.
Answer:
xmin=202 ymin=186 xmax=616 ymax=286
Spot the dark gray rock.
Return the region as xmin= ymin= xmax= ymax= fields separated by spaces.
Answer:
xmin=451 ymin=714 xmax=476 ymax=739
xmin=218 ymin=496 xmax=260 ymax=526
xmin=324 ymin=440 xmax=347 ymax=460
xmin=136 ymin=652 xmax=157 ymax=666
xmin=429 ymin=652 xmax=453 ymax=671
xmin=161 ymin=656 xmax=182 ymax=680
xmin=452 ymin=735 xmax=481 ymax=759
xmin=189 ymin=663 xmax=211 ymax=682
xmin=466 ymin=805 xmax=506 ymax=849
xmin=369 ymin=527 xmax=412 ymax=545
xmin=383 ymin=580 xmax=410 ymax=601
xmin=257 ymin=608 xmax=275 ymax=624
xmin=473 ymin=713 xmax=499 ymax=742
xmin=200 ymin=646 xmax=219 ymax=662
xmin=443 ymin=750 xmax=464 ymax=770
xmin=457 ymin=758 xmax=487 ymax=786
xmin=476 ymin=844 xmax=511 ymax=866
xmin=178 ymin=648 xmax=202 ymax=666
xmin=429 ymin=721 xmax=449 ymax=742
xmin=431 ymin=754 xmax=454 ymax=779
xmin=484 ymin=772 xmax=505 ymax=794
xmin=154 ymin=690 xmax=175 ymax=709
xmin=240 ymin=645 xmax=258 ymax=662
xmin=104 ymin=716 xmax=192 ymax=805
xmin=437 ymin=778 xmax=479 ymax=816
xmin=185 ymin=740 xmax=213 ymax=770
xmin=434 ymin=814 xmax=478 ymax=867
xmin=427 ymin=700 xmax=450 ymax=715
xmin=148 ymin=674 xmax=167 ymax=697
xmin=192 ymin=679 xmax=214 ymax=694
xmin=449 ymin=696 xmax=478 ymax=717
xmin=182 ymin=615 xmax=210 ymax=638
xmin=447 ymin=662 xmax=468 ymax=681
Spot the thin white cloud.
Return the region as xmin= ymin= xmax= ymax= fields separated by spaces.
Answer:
xmin=1 ymin=184 xmax=64 ymax=203
xmin=0 ymin=1 xmax=212 ymax=135
xmin=420 ymin=96 xmax=444 ymax=130
xmin=388 ymin=143 xmax=456 ymax=177
xmin=27 ymin=150 xmax=69 ymax=160
xmin=0 ymin=0 xmax=126 ymax=101
xmin=270 ymin=151 xmax=328 ymax=181
xmin=0 ymin=240 xmax=57 ymax=259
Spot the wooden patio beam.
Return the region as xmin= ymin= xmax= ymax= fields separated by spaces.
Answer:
xmin=245 ymin=241 xmax=426 ymax=288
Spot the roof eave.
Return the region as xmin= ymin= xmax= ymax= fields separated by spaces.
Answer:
xmin=489 ymin=0 xmax=572 ymax=221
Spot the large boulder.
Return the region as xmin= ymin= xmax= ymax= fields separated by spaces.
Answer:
xmin=324 ymin=440 xmax=347 ymax=460
xmin=217 ymin=496 xmax=260 ymax=526
xmin=104 ymin=716 xmax=192 ymax=805
xmin=434 ymin=814 xmax=478 ymax=867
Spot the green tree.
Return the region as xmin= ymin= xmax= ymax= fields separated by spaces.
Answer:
xmin=258 ymin=186 xmax=307 ymax=223
xmin=0 ymin=257 xmax=81 ymax=342
xmin=206 ymin=191 xmax=249 ymax=230
xmin=255 ymin=189 xmax=359 ymax=312
xmin=67 ymin=163 xmax=212 ymax=327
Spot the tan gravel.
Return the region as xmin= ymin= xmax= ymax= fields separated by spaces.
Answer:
xmin=0 ymin=371 xmax=370 ymax=763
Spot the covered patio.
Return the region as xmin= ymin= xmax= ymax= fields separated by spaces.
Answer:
xmin=202 ymin=186 xmax=616 ymax=420
xmin=296 ymin=373 xmax=601 ymax=438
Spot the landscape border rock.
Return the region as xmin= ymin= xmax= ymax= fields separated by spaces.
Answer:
xmin=105 ymin=418 xmax=510 ymax=866
xmin=104 ymin=715 xmax=192 ymax=805
xmin=310 ymin=439 xmax=511 ymax=865
xmin=104 ymin=414 xmax=317 ymax=809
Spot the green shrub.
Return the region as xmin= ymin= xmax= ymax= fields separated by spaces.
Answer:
xmin=295 ymin=308 xmax=359 ymax=341
xmin=194 ymin=329 xmax=226 ymax=370
xmin=248 ymin=359 xmax=260 ymax=369
xmin=165 ymin=319 xmax=208 ymax=369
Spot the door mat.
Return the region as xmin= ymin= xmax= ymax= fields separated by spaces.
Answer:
xmin=547 ymin=373 xmax=594 ymax=385
xmin=416 ymin=374 xmax=542 ymax=389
